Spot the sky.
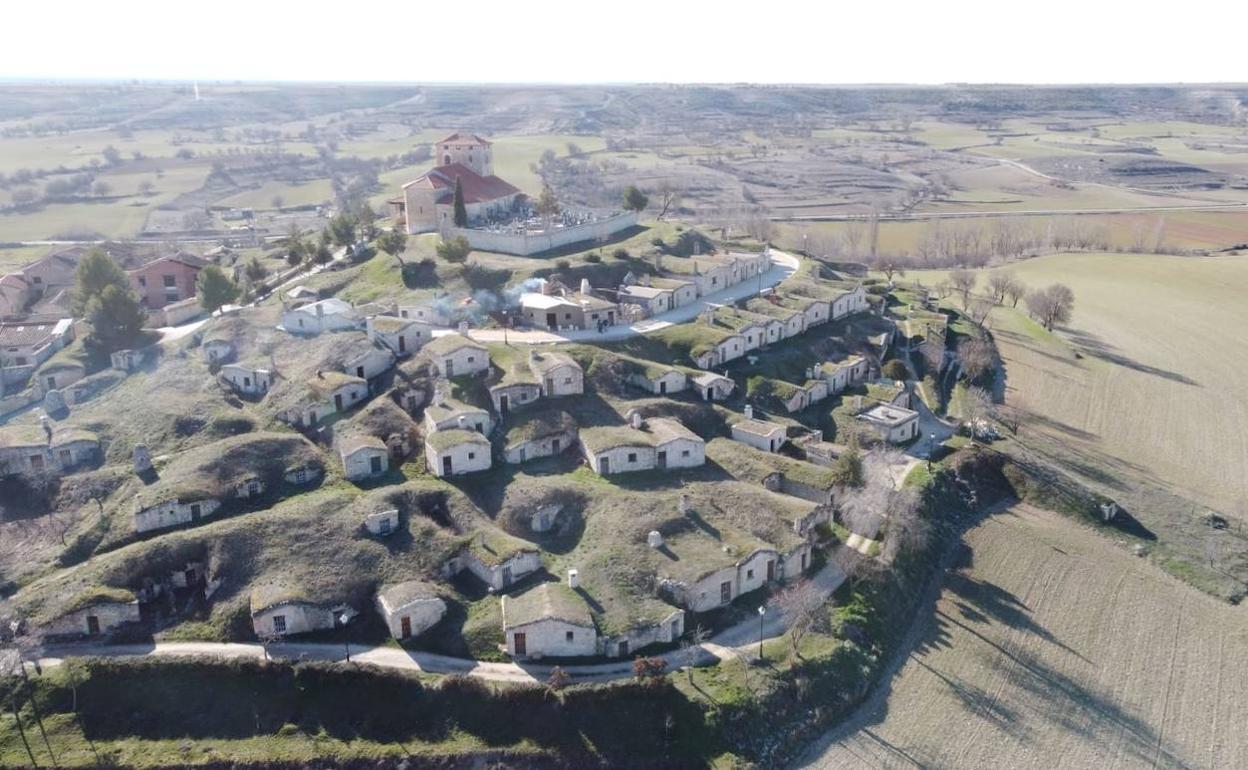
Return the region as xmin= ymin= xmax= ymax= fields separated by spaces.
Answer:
xmin=3 ymin=0 xmax=1247 ymax=85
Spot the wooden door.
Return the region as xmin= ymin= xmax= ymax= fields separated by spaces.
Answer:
xmin=334 ymin=393 xmax=344 ymax=411
xmin=600 ymin=456 xmax=609 ymax=474
xmin=502 ymin=566 xmax=513 ymax=586
xmin=657 ymin=450 xmax=667 ymax=469
xmin=86 ymin=616 xmax=100 ymax=635
xmin=400 ymin=616 xmax=412 ymax=639
xmin=514 ymin=632 xmax=526 ymax=656
xmin=766 ymin=560 xmax=776 ymax=582
xmin=442 ymin=456 xmax=452 ymax=475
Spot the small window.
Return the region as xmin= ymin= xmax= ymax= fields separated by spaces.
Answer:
xmin=163 ymin=275 xmax=176 ymax=288
xmin=379 ymin=517 xmax=392 ymax=534
xmin=565 ymin=630 xmax=574 ymax=642
xmin=563 ymin=377 xmax=571 ymax=384
xmin=682 ymin=450 xmax=690 ymax=457
xmin=138 ymin=276 xmax=147 ymax=287
xmin=746 ymin=569 xmax=754 ymax=580
xmin=273 ymin=615 xmax=287 ymax=634
xmin=628 ymin=453 xmax=637 ymax=463
xmin=468 ymin=452 xmax=475 ymax=460
xmin=467 ymin=356 xmax=474 ymax=363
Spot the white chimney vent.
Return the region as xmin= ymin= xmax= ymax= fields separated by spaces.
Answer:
xmin=743 ymin=405 xmax=754 ymax=420
xmin=580 ymin=278 xmax=591 ymax=294
xmin=567 ymin=569 xmax=580 ymax=589
xmin=457 ymin=321 xmax=469 ymax=334
xmin=647 ymin=530 xmax=664 ymax=548
xmin=457 ymin=415 xmax=467 ymax=429
xmin=629 ymin=410 xmax=643 ymax=430
xmin=679 ymin=493 xmax=692 ymax=514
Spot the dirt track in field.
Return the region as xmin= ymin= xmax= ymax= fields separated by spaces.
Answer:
xmin=795 ymin=504 xmax=1248 ymax=770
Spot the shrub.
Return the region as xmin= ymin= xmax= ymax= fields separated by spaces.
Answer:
xmin=436 ymin=236 xmax=471 ymax=263
xmin=612 ymin=248 xmax=630 ymax=260
xmin=881 ymin=359 xmax=909 ymax=380
xmin=555 ymin=258 xmax=571 ymax=271
xmin=585 ymin=252 xmax=602 ymax=264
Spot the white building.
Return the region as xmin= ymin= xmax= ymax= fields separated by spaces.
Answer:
xmin=691 ymin=372 xmax=735 ymax=402
xmin=368 ymin=315 xmax=432 ymax=357
xmin=502 ymin=582 xmax=597 ymax=660
xmin=502 ymin=411 xmax=577 ymax=465
xmin=425 ymin=429 xmax=492 ymax=477
xmin=376 ymin=581 xmax=447 ymax=640
xmin=423 ymin=333 xmax=489 ymax=378
xmin=339 ymin=436 xmax=390 ymax=481
xmin=731 ymin=418 xmax=788 ymax=453
xmin=857 ymin=402 xmax=921 ymax=444
xmin=831 ymin=285 xmax=870 ymax=320
xmin=341 ymin=346 xmax=395 ymax=381
xmin=423 ymin=396 xmax=492 ymax=435
xmin=579 ymin=414 xmax=705 ymax=475
xmin=444 ymin=542 xmax=542 ymax=592
xmin=280 ymin=298 xmax=364 ymax=335
xmin=527 ymin=350 xmax=583 ymax=397
xmin=626 ymin=365 xmax=687 ymax=396
xmin=134 ymin=497 xmax=222 ymax=534
xmin=219 ymin=363 xmax=273 ymax=397
xmin=249 ymin=587 xmax=337 ymax=638
xmin=819 ymin=354 xmax=869 ymax=395
xmin=42 ymin=594 xmax=141 ymax=637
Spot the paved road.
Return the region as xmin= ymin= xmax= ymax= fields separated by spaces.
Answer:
xmin=35 ymin=559 xmax=845 ymax=685
xmin=440 ymin=249 xmax=801 ymax=345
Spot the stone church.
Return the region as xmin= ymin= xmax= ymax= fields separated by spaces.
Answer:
xmin=391 ymin=133 xmax=523 ymax=234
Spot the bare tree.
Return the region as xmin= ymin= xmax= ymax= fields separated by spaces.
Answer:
xmin=879 ymin=256 xmax=908 ymax=284
xmin=843 ymin=219 xmax=864 ymax=259
xmin=867 ymin=208 xmax=881 ymax=260
xmin=966 ymin=298 xmax=994 ymax=327
xmin=1025 ymin=284 xmax=1075 ymax=331
xmin=679 ymin=624 xmax=710 ymax=684
xmin=655 ymin=180 xmax=682 ymax=220
xmin=949 ymin=268 xmax=977 ymax=309
xmin=958 ymin=334 xmax=996 ymax=385
xmin=986 ymin=272 xmax=1013 ymax=304
xmin=1004 ymin=275 xmax=1027 ymax=308
xmin=775 ymin=580 xmax=827 ymax=660
xmin=879 ymin=487 xmax=929 ymax=566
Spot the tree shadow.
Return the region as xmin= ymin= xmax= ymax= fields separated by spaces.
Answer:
xmin=1064 ymin=329 xmax=1200 ymax=386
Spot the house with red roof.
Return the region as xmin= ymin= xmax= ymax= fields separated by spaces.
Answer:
xmin=392 ymin=133 xmax=523 ymax=234
xmin=127 ymin=253 xmax=206 ymax=311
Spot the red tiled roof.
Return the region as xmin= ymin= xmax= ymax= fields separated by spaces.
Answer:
xmin=436 ymin=132 xmax=491 ymax=147
xmin=403 ymin=163 xmax=520 ymax=204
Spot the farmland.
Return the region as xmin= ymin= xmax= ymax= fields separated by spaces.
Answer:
xmin=797 ymin=503 xmax=1248 ymax=770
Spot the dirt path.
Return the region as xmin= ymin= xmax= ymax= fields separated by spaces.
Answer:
xmin=793 ymin=503 xmax=1248 ymax=769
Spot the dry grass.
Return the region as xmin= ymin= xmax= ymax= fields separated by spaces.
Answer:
xmin=798 ymin=503 xmax=1248 ymax=769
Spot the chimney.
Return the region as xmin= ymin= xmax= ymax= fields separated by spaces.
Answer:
xmin=647 ymin=530 xmax=664 ymax=548
xmin=457 ymin=415 xmax=467 ymax=430
xmin=315 ymin=302 xmax=324 ymax=318
xmin=457 ymin=321 xmax=469 ymax=334
xmin=40 ymin=415 xmax=52 ymax=440
xmin=629 ymin=410 xmax=643 ymax=430
xmin=580 ymin=278 xmax=591 ymax=295
xmin=655 ymin=252 xmax=664 ymax=271
xmin=567 ymin=569 xmax=580 ymax=589
xmin=744 ymin=404 xmax=754 ymax=420
xmin=679 ymin=493 xmax=691 ymax=514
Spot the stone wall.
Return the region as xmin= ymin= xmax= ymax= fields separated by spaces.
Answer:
xmin=446 ymin=211 xmax=638 ymax=257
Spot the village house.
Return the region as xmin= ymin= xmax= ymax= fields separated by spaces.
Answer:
xmin=339 ymin=435 xmax=390 ymax=481
xmin=819 ymin=354 xmax=869 ymax=395
xmin=134 ymin=496 xmax=222 ymax=533
xmin=280 ymin=298 xmax=365 ymax=336
xmin=518 ymin=285 xmax=619 ymax=331
xmin=0 ymin=423 xmax=100 ymax=477
xmin=423 ymin=333 xmax=489 ymax=378
xmin=367 ymin=315 xmax=431 ymax=357
xmin=42 ymin=589 xmax=141 ymax=637
xmin=691 ymin=371 xmax=735 ymax=402
xmin=36 ymin=357 xmax=86 ymax=394
xmin=580 ymin=413 xmax=705 ymax=475
xmin=376 ymin=581 xmax=447 ymax=640
xmin=601 ymin=606 xmax=687 ymax=659
xmin=650 ymin=276 xmax=699 ymax=308
xmin=711 ymin=307 xmax=772 ymax=352
xmin=363 ymin=508 xmax=400 ymax=536
xmin=617 ymin=283 xmax=674 ymax=316
xmin=425 ymin=429 xmax=492 ymax=477
xmin=423 ymin=395 xmax=492 ymax=435
xmin=802 ymin=377 xmax=830 ymax=406
xmin=626 ymin=362 xmax=688 ymax=396
xmin=128 ymin=253 xmax=206 ymax=311
xmin=663 ymin=543 xmax=810 ymax=613
xmin=0 ymin=318 xmax=75 ymax=389
xmin=398 ymin=299 xmax=452 ymax=327
xmin=745 ymin=297 xmax=806 ymax=338
xmin=443 ymin=534 xmax=542 ymax=591
xmin=502 ymin=582 xmax=597 ymax=659
xmin=777 ymin=294 xmax=830 ymax=329
xmin=393 ymin=133 xmax=523 ymax=234
xmin=276 ymin=370 xmax=369 ymax=428
xmin=527 ymin=349 xmax=583 ymax=397
xmin=341 ymin=345 xmax=395 ymax=381
xmin=249 ymin=585 xmax=337 ymax=638
xmin=689 ymin=326 xmax=745 ymax=369
xmin=858 ymin=402 xmax=921 ymax=444
xmin=502 ymin=411 xmax=578 ymax=464
xmin=830 ymin=284 xmax=870 ymax=320
xmin=731 ymin=414 xmax=788 ymax=453
xmin=219 ymin=362 xmax=273 ymax=397
xmin=488 ymin=356 xmax=542 ymax=417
